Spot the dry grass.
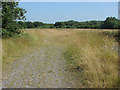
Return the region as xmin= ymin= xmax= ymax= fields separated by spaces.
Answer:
xmin=2 ymin=29 xmax=119 ymax=88
xmin=2 ymin=29 xmax=43 ymax=70
xmin=64 ymin=30 xmax=119 ymax=88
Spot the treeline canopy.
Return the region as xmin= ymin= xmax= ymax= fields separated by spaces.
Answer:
xmin=18 ymin=21 xmax=54 ymax=29
xmin=1 ymin=1 xmax=120 ymax=37
xmin=18 ymin=17 xmax=120 ymax=29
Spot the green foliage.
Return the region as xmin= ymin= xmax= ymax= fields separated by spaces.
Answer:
xmin=18 ymin=21 xmax=27 ymax=29
xmin=54 ymin=17 xmax=119 ymax=29
xmin=102 ymin=17 xmax=119 ymax=29
xmin=17 ymin=21 xmax=55 ymax=29
xmin=1 ymin=1 xmax=119 ymax=38
xmin=2 ymin=1 xmax=26 ymax=37
xmin=33 ymin=21 xmax=43 ymax=27
xmin=55 ymin=20 xmax=104 ymax=29
xmin=17 ymin=17 xmax=119 ymax=30
xmin=26 ymin=21 xmax=34 ymax=28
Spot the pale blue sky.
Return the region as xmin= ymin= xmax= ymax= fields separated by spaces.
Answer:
xmin=19 ymin=2 xmax=118 ymax=23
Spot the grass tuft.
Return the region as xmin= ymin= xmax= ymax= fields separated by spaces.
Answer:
xmin=64 ymin=31 xmax=119 ymax=88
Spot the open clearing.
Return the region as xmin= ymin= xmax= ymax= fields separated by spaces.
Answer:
xmin=2 ymin=29 xmax=119 ymax=88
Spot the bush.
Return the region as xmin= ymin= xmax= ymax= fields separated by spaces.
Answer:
xmin=2 ymin=2 xmax=26 ymax=37
xmin=2 ymin=29 xmax=22 ymax=37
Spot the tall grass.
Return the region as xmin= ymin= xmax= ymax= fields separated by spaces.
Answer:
xmin=2 ymin=29 xmax=43 ymax=70
xmin=2 ymin=29 xmax=119 ymax=87
xmin=64 ymin=31 xmax=119 ymax=88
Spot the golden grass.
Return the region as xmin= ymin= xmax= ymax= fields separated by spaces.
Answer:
xmin=2 ymin=29 xmax=43 ymax=70
xmin=2 ymin=29 xmax=119 ymax=88
xmin=64 ymin=30 xmax=119 ymax=88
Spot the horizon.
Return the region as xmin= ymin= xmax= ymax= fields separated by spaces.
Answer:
xmin=19 ymin=2 xmax=118 ymax=24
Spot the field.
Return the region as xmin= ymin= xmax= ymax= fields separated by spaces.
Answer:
xmin=2 ymin=29 xmax=119 ymax=88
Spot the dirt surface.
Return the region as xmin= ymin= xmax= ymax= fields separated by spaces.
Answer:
xmin=2 ymin=30 xmax=82 ymax=88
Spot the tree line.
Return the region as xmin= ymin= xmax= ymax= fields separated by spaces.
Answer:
xmin=18 ymin=17 xmax=120 ymax=29
xmin=1 ymin=1 xmax=120 ymax=37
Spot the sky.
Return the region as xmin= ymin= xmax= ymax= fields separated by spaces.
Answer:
xmin=19 ymin=2 xmax=118 ymax=23
xmin=19 ymin=0 xmax=119 ymax=2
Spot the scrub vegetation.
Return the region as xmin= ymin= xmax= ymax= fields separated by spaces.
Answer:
xmin=2 ymin=29 xmax=119 ymax=88
xmin=1 ymin=1 xmax=120 ymax=88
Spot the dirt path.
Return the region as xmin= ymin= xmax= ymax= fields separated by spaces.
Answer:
xmin=2 ymin=30 xmax=81 ymax=88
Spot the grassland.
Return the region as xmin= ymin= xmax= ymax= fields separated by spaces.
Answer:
xmin=63 ymin=30 xmax=119 ymax=88
xmin=2 ymin=29 xmax=44 ymax=70
xmin=2 ymin=29 xmax=119 ymax=88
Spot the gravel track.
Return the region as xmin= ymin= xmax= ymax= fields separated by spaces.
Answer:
xmin=2 ymin=32 xmax=81 ymax=88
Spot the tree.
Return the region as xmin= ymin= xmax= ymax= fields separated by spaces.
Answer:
xmin=102 ymin=17 xmax=119 ymax=29
xmin=33 ymin=22 xmax=44 ymax=28
xmin=18 ymin=21 xmax=27 ymax=29
xmin=2 ymin=1 xmax=26 ymax=37
xmin=54 ymin=22 xmax=65 ymax=28
xmin=26 ymin=21 xmax=34 ymax=28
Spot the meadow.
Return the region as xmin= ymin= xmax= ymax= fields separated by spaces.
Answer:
xmin=2 ymin=29 xmax=119 ymax=88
